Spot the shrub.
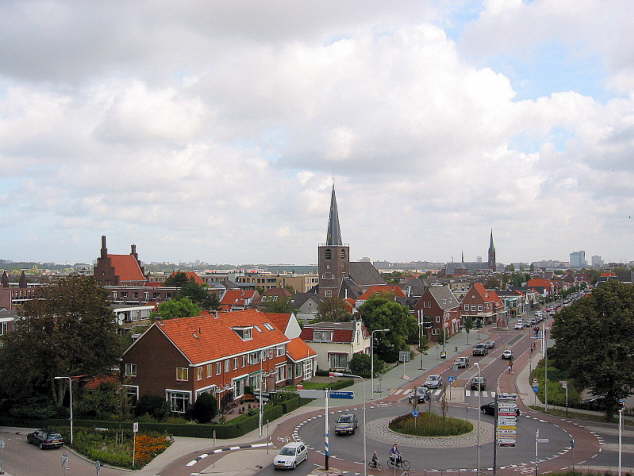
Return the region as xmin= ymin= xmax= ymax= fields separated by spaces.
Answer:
xmin=349 ymin=353 xmax=385 ymax=378
xmin=315 ymin=369 xmax=330 ymax=377
xmin=135 ymin=395 xmax=169 ymax=420
xmin=389 ymin=413 xmax=472 ymax=437
xmin=191 ymin=393 xmax=217 ymax=423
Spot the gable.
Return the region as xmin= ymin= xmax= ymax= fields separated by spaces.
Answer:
xmin=108 ymin=254 xmax=145 ymax=282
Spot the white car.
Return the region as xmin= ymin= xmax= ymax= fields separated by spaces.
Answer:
xmin=514 ymin=322 xmax=523 ymax=330
xmin=274 ymin=442 xmax=308 ymax=470
xmin=502 ymin=349 xmax=513 ymax=360
xmin=424 ymin=374 xmax=443 ymax=389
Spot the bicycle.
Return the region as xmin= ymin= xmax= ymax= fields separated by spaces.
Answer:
xmin=387 ymin=457 xmax=411 ymax=470
xmin=368 ymin=460 xmax=383 ymax=471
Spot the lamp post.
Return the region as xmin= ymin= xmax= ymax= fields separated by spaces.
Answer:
xmin=331 ymin=372 xmax=367 ymax=476
xmin=370 ymin=329 xmax=389 ymax=395
xmin=474 ymin=363 xmax=481 ymax=476
xmin=54 ymin=377 xmax=73 ymax=445
xmin=619 ymin=400 xmax=625 ymax=476
xmin=418 ymin=313 xmax=425 ymax=370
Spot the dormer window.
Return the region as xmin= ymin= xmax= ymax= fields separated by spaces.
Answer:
xmin=233 ymin=326 xmax=253 ymax=340
xmin=264 ymin=323 xmax=274 ymax=331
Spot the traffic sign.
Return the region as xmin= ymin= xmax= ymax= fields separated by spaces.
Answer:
xmin=532 ymin=385 xmax=539 ymax=393
xmin=133 ymin=422 xmax=139 ymax=433
xmin=399 ymin=351 xmax=411 ymax=363
xmin=447 ymin=376 xmax=457 ymax=383
xmin=559 ymin=381 xmax=567 ymax=389
xmin=411 ymin=409 xmax=420 ymax=418
xmin=298 ymin=389 xmax=324 ymax=399
xmin=532 ymin=378 xmax=538 ymax=386
xmin=329 ymin=391 xmax=354 ymax=399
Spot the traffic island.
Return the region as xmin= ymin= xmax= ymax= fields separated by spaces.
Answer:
xmin=389 ymin=413 xmax=473 ymax=437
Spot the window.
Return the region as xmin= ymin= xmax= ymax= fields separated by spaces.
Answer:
xmin=470 ymin=305 xmax=476 ymax=311
xmin=206 ymin=364 xmax=212 ymax=377
xmin=313 ymin=330 xmax=332 ymax=342
xmin=329 ymin=353 xmax=348 ymax=369
xmin=464 ymin=304 xmax=468 ymax=311
xmin=478 ymin=305 xmax=483 ymax=311
xmin=233 ymin=357 xmax=238 ymax=369
xmin=268 ymin=348 xmax=274 ymax=359
xmin=276 ymin=365 xmax=286 ymax=382
xmin=0 ymin=321 xmax=9 ymax=335
xmin=431 ymin=328 xmax=439 ymax=335
xmin=124 ymin=386 xmax=138 ymax=406
xmin=295 ymin=363 xmax=302 ymax=378
xmin=324 ymin=249 xmax=332 ymax=259
xmin=224 ymin=360 xmax=230 ymax=372
xmin=340 ymin=249 xmax=345 ymax=258
xmin=233 ymin=327 xmax=253 ymax=340
xmin=176 ymin=367 xmax=188 ymax=381
xmin=195 ymin=367 xmax=204 ymax=381
xmin=249 ymin=352 xmax=259 ymax=365
xmin=233 ymin=377 xmax=246 ymax=398
xmin=264 ymin=323 xmax=274 ymax=331
xmin=435 ymin=316 xmax=441 ymax=323
xmin=167 ymin=391 xmax=190 ymax=413
xmin=276 ymin=345 xmax=285 ymax=357
xmin=242 ymin=355 xmax=247 ymax=367
xmin=124 ymin=363 xmax=137 ymax=377
xmin=324 ymin=289 xmax=332 ymax=297
xmin=216 ymin=362 xmax=222 ymax=375
xmin=303 ymin=359 xmax=313 ymax=380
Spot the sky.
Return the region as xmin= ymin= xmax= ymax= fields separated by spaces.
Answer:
xmin=1 ymin=0 xmax=633 ymax=265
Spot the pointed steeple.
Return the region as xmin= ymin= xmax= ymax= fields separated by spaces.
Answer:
xmin=325 ymin=185 xmax=343 ymax=246
xmin=488 ymin=228 xmax=496 ymax=271
xmin=489 ymin=229 xmax=495 ymax=252
xmin=1 ymin=271 xmax=8 ymax=288
xmin=461 ymin=250 xmax=464 ymax=264
xmin=18 ymin=271 xmax=27 ymax=288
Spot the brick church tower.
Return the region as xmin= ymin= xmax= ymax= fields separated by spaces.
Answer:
xmin=318 ymin=186 xmax=349 ymax=298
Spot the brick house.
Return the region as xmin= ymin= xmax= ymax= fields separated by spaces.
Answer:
xmin=219 ymin=289 xmax=261 ymax=311
xmin=460 ymin=282 xmax=506 ymax=327
xmin=526 ymin=278 xmax=555 ymax=297
xmin=94 ymin=236 xmax=147 ymax=286
xmin=286 ymin=338 xmax=318 ymax=385
xmin=414 ymin=285 xmax=461 ymax=341
xmin=300 ymin=320 xmax=370 ymax=371
xmin=121 ymin=310 xmax=294 ymax=413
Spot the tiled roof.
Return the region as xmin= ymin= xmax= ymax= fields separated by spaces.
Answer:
xmin=171 ymin=271 xmax=204 ymax=285
xmin=348 ymin=262 xmax=386 ymax=286
xmin=427 ymin=286 xmax=460 ymax=310
xmin=286 ymin=337 xmax=317 ymax=362
xmin=220 ymin=289 xmax=258 ymax=307
xmin=527 ymin=278 xmax=553 ymax=288
xmin=357 ymin=285 xmax=406 ymax=301
xmin=265 ymin=312 xmax=292 ymax=333
xmin=107 ymin=254 xmax=145 ymax=282
xmin=263 ymin=287 xmax=292 ymax=298
xmin=472 ymin=283 xmax=503 ymax=305
xmin=153 ymin=310 xmax=289 ymax=364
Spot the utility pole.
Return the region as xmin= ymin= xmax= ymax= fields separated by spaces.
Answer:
xmin=492 ymin=393 xmax=498 ymax=476
xmin=324 ymin=389 xmax=329 ymax=470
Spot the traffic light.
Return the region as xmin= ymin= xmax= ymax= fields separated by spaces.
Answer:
xmin=618 ymin=399 xmax=625 ymax=411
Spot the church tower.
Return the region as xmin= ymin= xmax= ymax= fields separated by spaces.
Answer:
xmin=318 ymin=186 xmax=350 ymax=298
xmin=488 ymin=229 xmax=496 ymax=271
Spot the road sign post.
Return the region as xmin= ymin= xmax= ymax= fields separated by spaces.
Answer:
xmin=412 ymin=409 xmax=420 ymax=429
xmin=560 ymin=381 xmax=568 ymax=416
xmin=447 ymin=376 xmax=456 ymax=401
xmin=132 ymin=422 xmax=139 ymax=468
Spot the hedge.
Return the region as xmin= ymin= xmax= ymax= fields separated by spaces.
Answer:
xmin=0 ymin=397 xmax=309 ymax=439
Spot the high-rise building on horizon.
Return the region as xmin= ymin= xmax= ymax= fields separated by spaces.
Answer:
xmin=569 ymin=250 xmax=587 ymax=268
xmin=591 ymin=255 xmax=603 ymax=268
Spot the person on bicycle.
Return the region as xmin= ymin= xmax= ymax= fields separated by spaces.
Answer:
xmin=370 ymin=450 xmax=379 ymax=468
xmin=389 ymin=442 xmax=402 ymax=466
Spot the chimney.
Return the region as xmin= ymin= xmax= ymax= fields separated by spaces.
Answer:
xmin=101 ymin=235 xmax=108 ymax=259
xmin=131 ymin=244 xmax=137 ymax=258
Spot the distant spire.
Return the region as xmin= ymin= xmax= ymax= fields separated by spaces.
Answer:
xmin=489 ymin=229 xmax=495 ymax=251
xmin=18 ymin=271 xmax=27 ymax=288
xmin=488 ymin=228 xmax=496 ymax=271
xmin=461 ymin=250 xmax=464 ymax=264
xmin=1 ymin=271 xmax=8 ymax=288
xmin=325 ymin=185 xmax=343 ymax=246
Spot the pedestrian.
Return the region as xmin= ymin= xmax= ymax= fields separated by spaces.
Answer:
xmin=508 ymin=360 xmax=513 ymax=374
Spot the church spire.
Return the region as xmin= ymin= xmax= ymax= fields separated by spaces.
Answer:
xmin=461 ymin=250 xmax=464 ymax=264
xmin=488 ymin=228 xmax=496 ymax=271
xmin=325 ymin=185 xmax=343 ymax=246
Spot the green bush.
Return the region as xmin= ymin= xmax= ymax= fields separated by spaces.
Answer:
xmin=191 ymin=393 xmax=217 ymax=423
xmin=530 ymin=359 xmax=581 ymax=407
xmin=389 ymin=413 xmax=473 ymax=437
xmin=135 ymin=395 xmax=169 ymax=420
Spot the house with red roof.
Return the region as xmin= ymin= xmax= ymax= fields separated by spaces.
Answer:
xmin=300 ymin=320 xmax=370 ymax=371
xmin=94 ymin=236 xmax=147 ymax=286
xmin=169 ymin=271 xmax=205 ymax=286
xmin=527 ymin=278 xmax=555 ymax=297
xmin=121 ymin=309 xmax=316 ymax=413
xmin=460 ymin=282 xmax=506 ymax=326
xmin=354 ymin=284 xmax=406 ymax=309
xmin=414 ymin=285 xmax=461 ymax=341
xmin=219 ymin=288 xmax=261 ymax=312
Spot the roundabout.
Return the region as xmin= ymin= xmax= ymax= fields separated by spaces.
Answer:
xmin=294 ymin=402 xmax=575 ymax=472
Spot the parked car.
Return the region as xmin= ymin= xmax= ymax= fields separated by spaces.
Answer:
xmin=424 ymin=374 xmax=443 ymax=389
xmin=454 ymin=356 xmax=470 ymax=368
xmin=27 ymin=430 xmax=64 ymax=449
xmin=514 ymin=321 xmax=523 ymax=330
xmin=335 ymin=413 xmax=358 ymax=435
xmin=470 ymin=376 xmax=486 ymax=391
xmin=484 ymin=340 xmax=496 ymax=349
xmin=480 ymin=402 xmax=521 ymax=416
xmin=581 ymin=396 xmax=607 ymax=411
xmin=529 ymin=318 xmax=537 ymax=325
xmin=274 ymin=442 xmax=308 ymax=470
xmin=409 ymin=385 xmax=431 ymax=404
xmin=502 ymin=349 xmax=513 ymax=360
xmin=472 ymin=344 xmax=488 ymax=356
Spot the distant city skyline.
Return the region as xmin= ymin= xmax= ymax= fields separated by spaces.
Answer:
xmin=1 ymin=2 xmax=633 ymax=264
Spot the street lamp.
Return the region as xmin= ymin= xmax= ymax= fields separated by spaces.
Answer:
xmin=370 ymin=329 xmax=389 ymax=395
xmin=418 ymin=315 xmax=427 ymax=370
xmin=474 ymin=363 xmax=481 ymax=476
xmin=54 ymin=377 xmax=73 ymax=445
xmin=619 ymin=399 xmax=625 ymax=476
xmin=331 ymin=372 xmax=367 ymax=476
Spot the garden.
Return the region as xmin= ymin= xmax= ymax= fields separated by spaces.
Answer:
xmin=389 ymin=412 xmax=473 ymax=437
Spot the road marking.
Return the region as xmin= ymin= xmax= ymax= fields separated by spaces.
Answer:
xmin=394 ymin=389 xmax=404 ymax=395
xmin=186 ymin=460 xmax=197 ymax=466
xmin=465 ymin=390 xmax=471 ymax=397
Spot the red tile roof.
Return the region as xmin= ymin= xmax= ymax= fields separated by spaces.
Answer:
xmin=357 ymin=285 xmax=406 ymax=301
xmin=472 ymin=283 xmax=503 ymax=305
xmin=265 ymin=312 xmax=292 ymax=333
xmin=527 ymin=278 xmax=553 ymax=289
xmin=153 ymin=309 xmax=289 ymax=364
xmin=286 ymin=337 xmax=317 ymax=362
xmin=107 ymin=254 xmax=146 ymax=282
xmin=263 ymin=288 xmax=292 ymax=298
xmin=83 ymin=375 xmax=118 ymax=390
xmin=220 ymin=289 xmax=258 ymax=309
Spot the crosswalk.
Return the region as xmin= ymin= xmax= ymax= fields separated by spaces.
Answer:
xmin=392 ymin=388 xmax=444 ymax=397
xmin=391 ymin=387 xmax=496 ymax=399
xmin=465 ymin=390 xmax=496 ymax=398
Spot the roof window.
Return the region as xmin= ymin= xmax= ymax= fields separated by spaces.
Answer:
xmin=232 ymin=326 xmax=253 ymax=340
xmin=264 ymin=323 xmax=274 ymax=331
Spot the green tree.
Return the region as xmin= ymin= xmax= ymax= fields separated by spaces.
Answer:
xmin=505 ymin=264 xmax=515 ymax=272
xmin=179 ymin=281 xmax=212 ymax=308
xmin=153 ymin=297 xmax=201 ymax=319
xmin=164 ymin=272 xmax=190 ymax=287
xmin=484 ymin=276 xmax=500 ymax=289
xmin=317 ymin=297 xmax=351 ymax=322
xmin=358 ymin=297 xmax=417 ymax=362
xmin=261 ymin=296 xmax=297 ymax=313
xmin=463 ymin=316 xmax=474 ymax=344
xmin=349 ymin=353 xmax=384 ymax=378
xmin=191 ymin=392 xmax=217 ymax=423
xmin=551 ymin=281 xmax=634 ymax=419
xmin=0 ymin=276 xmax=122 ymax=408
xmin=77 ymin=381 xmax=130 ymax=420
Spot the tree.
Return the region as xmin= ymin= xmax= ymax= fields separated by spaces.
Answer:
xmin=164 ymin=272 xmax=190 ymax=287
xmin=261 ymin=296 xmax=297 ymax=314
xmin=463 ymin=316 xmax=474 ymax=344
xmin=349 ymin=353 xmax=384 ymax=378
xmin=191 ymin=392 xmax=217 ymax=423
xmin=179 ymin=281 xmax=213 ymax=309
xmin=484 ymin=276 xmax=500 ymax=289
xmin=77 ymin=381 xmax=130 ymax=420
xmin=152 ymin=297 xmax=201 ymax=320
xmin=505 ymin=264 xmax=515 ymax=272
xmin=551 ymin=281 xmax=634 ymax=419
xmin=0 ymin=276 xmax=122 ymax=408
xmin=358 ymin=297 xmax=417 ymax=362
xmin=135 ymin=395 xmax=169 ymax=420
xmin=317 ymin=297 xmax=351 ymax=322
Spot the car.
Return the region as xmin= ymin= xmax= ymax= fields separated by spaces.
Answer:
xmin=470 ymin=376 xmax=486 ymax=391
xmin=535 ymin=311 xmax=543 ymax=317
xmin=454 ymin=356 xmax=470 ymax=368
xmin=480 ymin=402 xmax=521 ymax=416
xmin=274 ymin=442 xmax=308 ymax=470
xmin=523 ymin=321 xmax=531 ymax=328
xmin=424 ymin=374 xmax=443 ymax=389
xmin=514 ymin=322 xmax=523 ymax=330
xmin=484 ymin=340 xmax=496 ymax=349
xmin=529 ymin=318 xmax=537 ymax=325
xmin=472 ymin=344 xmax=488 ymax=356
xmin=502 ymin=349 xmax=513 ymax=360
xmin=581 ymin=396 xmax=607 ymax=411
xmin=27 ymin=430 xmax=64 ymax=449
xmin=409 ymin=385 xmax=431 ymax=404
xmin=335 ymin=413 xmax=358 ymax=435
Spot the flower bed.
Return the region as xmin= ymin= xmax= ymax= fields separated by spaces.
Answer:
xmin=388 ymin=413 xmax=473 ymax=437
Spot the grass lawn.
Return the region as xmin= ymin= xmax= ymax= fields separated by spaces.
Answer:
xmin=389 ymin=412 xmax=473 ymax=437
xmin=528 ymin=405 xmax=634 ymax=427
xmin=281 ymin=379 xmax=353 ymax=391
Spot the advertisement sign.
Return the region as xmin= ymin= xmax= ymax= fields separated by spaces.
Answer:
xmin=496 ymin=394 xmax=518 ymax=447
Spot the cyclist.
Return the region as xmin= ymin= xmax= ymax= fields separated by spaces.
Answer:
xmin=389 ymin=442 xmax=402 ymax=466
xmin=370 ymin=450 xmax=379 ymax=468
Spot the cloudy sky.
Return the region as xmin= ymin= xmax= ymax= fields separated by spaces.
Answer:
xmin=1 ymin=0 xmax=633 ymax=265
